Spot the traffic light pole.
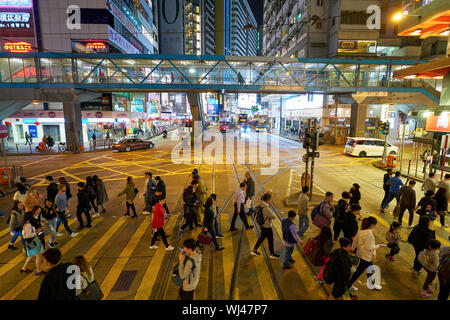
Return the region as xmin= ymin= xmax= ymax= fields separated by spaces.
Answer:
xmin=381 ymin=131 xmax=389 ymax=167
xmin=309 ymin=121 xmax=317 ymax=202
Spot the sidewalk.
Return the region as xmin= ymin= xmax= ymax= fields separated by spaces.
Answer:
xmin=2 ymin=125 xmax=181 ymax=156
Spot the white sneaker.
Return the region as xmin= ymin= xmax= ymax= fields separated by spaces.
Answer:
xmin=166 ymin=245 xmax=175 ymax=251
xmin=369 ymin=284 xmax=382 ymax=290
xmin=142 ymin=211 xmax=150 ymax=215
xmin=56 ymin=233 xmax=64 ymax=237
xmin=349 ymin=285 xmax=358 ymax=291
xmin=70 ymin=232 xmax=78 ymax=238
xmin=149 ymin=245 xmax=158 ymax=249
xmin=93 ymin=213 xmax=100 ymax=218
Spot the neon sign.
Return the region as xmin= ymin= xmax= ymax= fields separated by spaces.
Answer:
xmin=86 ymin=42 xmax=107 ymax=50
xmin=0 ymin=0 xmax=32 ymax=8
xmin=0 ymin=11 xmax=30 ymax=22
xmin=3 ymin=41 xmax=32 ymax=52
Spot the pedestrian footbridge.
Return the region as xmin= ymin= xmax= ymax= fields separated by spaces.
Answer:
xmin=0 ymin=53 xmax=440 ymax=102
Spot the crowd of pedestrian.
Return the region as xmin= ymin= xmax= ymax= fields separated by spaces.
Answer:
xmin=1 ymin=165 xmax=449 ymax=302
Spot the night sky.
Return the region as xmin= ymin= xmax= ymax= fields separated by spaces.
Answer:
xmin=248 ymin=0 xmax=263 ymax=26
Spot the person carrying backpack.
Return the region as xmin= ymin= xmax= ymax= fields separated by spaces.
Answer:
xmin=85 ymin=176 xmax=99 ymax=217
xmin=313 ymin=226 xmax=333 ymax=282
xmin=8 ymin=201 xmax=25 ymax=250
xmin=437 ymin=246 xmax=450 ymax=301
xmin=397 ymin=180 xmax=416 ymax=228
xmin=312 ymin=192 xmax=334 ymax=229
xmin=333 ymin=192 xmax=350 ymax=241
xmin=251 ymin=193 xmax=280 ymax=259
xmin=342 ymin=204 xmax=361 ymax=243
xmin=181 ymin=182 xmax=198 ymax=231
xmin=282 ymin=210 xmax=301 ymax=269
xmin=325 ymin=237 xmax=353 ymax=300
xmin=178 ymin=238 xmax=202 ymax=300
xmin=408 ymin=215 xmax=435 ymax=278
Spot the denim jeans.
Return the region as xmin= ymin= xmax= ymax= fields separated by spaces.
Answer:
xmin=283 ymin=246 xmax=294 ymax=267
xmin=205 ymin=227 xmax=220 ymax=249
xmin=298 ymin=214 xmax=309 ymax=238
xmin=144 ymin=194 xmax=153 ymax=212
xmin=381 ymin=192 xmax=398 ymax=210
xmin=0 ymin=209 xmax=4 ymax=217
xmin=56 ymin=211 xmax=73 ymax=234
xmin=46 ymin=217 xmax=58 ymax=244
xmin=10 ymin=229 xmax=25 ymax=246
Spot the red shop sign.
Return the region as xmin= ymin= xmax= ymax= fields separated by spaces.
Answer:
xmin=425 ymin=114 xmax=450 ymax=133
xmin=95 ymin=112 xmax=103 ymax=118
xmin=48 ymin=112 xmax=56 ymax=118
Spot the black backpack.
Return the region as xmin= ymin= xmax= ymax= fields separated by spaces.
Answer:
xmin=255 ymin=206 xmax=265 ymax=226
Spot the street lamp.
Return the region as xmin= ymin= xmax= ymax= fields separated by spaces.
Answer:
xmin=392 ymin=11 xmax=405 ymax=22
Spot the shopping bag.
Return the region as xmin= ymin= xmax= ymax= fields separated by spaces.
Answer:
xmin=198 ymin=231 xmax=212 ymax=245
xmin=393 ymin=205 xmax=400 ymax=219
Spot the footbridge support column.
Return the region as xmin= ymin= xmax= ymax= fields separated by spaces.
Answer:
xmin=349 ymin=102 xmax=367 ymax=138
xmin=63 ymin=101 xmax=84 ymax=154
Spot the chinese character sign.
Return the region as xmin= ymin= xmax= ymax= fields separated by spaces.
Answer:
xmin=426 ymin=113 xmax=450 ymax=133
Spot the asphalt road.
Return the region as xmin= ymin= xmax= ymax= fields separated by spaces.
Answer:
xmin=0 ymin=128 xmax=448 ymax=300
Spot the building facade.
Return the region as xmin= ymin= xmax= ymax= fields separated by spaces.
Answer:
xmin=230 ymin=0 xmax=258 ymax=56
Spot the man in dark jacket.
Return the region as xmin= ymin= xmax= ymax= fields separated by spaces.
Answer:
xmin=398 ymin=180 xmax=416 ymax=228
xmin=76 ymin=182 xmax=92 ymax=229
xmin=329 ymin=237 xmax=353 ymax=300
xmin=38 ymin=248 xmax=76 ymax=300
xmin=155 ymin=176 xmax=170 ymax=214
xmin=342 ymin=204 xmax=360 ymax=242
xmin=381 ymin=169 xmax=393 ymax=207
xmin=333 ymin=192 xmax=350 ymax=241
xmin=46 ymin=176 xmax=59 ymax=203
xmin=244 ymin=172 xmax=255 ymax=202
xmin=409 ymin=215 xmax=435 ymax=277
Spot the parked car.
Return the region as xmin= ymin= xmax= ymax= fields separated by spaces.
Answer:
xmin=112 ymin=138 xmax=155 ymax=152
xmin=345 ymin=137 xmax=398 ymax=157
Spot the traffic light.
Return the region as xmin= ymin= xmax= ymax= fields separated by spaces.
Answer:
xmin=317 ymin=132 xmax=325 ymax=147
xmin=310 ymin=130 xmax=325 ymax=150
xmin=379 ymin=121 xmax=389 ymax=135
xmin=304 ymin=128 xmax=312 ymax=149
xmin=377 ymin=120 xmax=383 ymax=131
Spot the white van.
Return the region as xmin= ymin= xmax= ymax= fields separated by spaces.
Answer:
xmin=345 ymin=137 xmax=398 ymax=157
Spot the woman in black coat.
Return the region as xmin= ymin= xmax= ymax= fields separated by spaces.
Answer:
xmin=349 ymin=183 xmax=361 ymax=205
xmin=409 ymin=215 xmax=435 ymax=277
xmin=202 ymin=197 xmax=224 ymax=250
xmin=434 ymin=187 xmax=448 ymax=227
xmin=181 ymin=184 xmax=198 ymax=231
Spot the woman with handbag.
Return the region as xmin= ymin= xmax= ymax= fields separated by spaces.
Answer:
xmin=202 ymin=197 xmax=224 ymax=251
xmin=21 ymin=210 xmax=45 ymax=275
xmin=93 ymin=175 xmax=109 ymax=214
xmin=117 ymin=176 xmax=138 ymax=218
xmin=435 ymin=187 xmax=448 ymax=228
xmin=181 ymin=183 xmax=198 ymax=231
xmin=72 ymin=255 xmax=103 ymax=300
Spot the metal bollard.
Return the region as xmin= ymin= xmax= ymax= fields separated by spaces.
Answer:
xmin=16 ymin=144 xmax=18 ymax=154
xmin=408 ymin=160 xmax=411 ymax=175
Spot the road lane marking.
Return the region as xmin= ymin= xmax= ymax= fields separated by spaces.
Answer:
xmin=101 ymin=219 xmax=150 ymax=298
xmin=221 ymin=214 xmax=237 ymax=300
xmin=246 ymin=227 xmax=278 ymax=300
xmin=84 ymin=218 xmax=128 ymax=262
xmin=22 ymin=155 xmax=62 ymax=167
xmin=271 ymin=218 xmax=327 ymax=300
xmin=0 ymin=218 xmax=104 ymax=300
xmin=134 ymin=215 xmax=177 ymax=300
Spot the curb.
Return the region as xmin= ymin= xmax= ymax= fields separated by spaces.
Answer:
xmin=4 ymin=126 xmax=181 ymax=157
xmin=372 ymin=161 xmax=425 ymax=183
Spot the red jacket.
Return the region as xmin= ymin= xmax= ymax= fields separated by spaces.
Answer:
xmin=152 ymin=203 xmax=165 ymax=229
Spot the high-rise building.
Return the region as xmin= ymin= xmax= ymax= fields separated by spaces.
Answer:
xmin=262 ymin=0 xmax=423 ymax=59
xmin=5 ymin=0 xmax=158 ymax=54
xmin=231 ymin=0 xmax=258 ymax=56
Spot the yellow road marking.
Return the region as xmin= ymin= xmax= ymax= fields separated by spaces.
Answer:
xmin=84 ymin=218 xmax=128 ymax=262
xmin=59 ymin=169 xmax=84 ymax=182
xmin=246 ymin=226 xmax=278 ymax=300
xmin=220 ymin=214 xmax=238 ymax=300
xmin=272 ymin=218 xmax=327 ymax=300
xmin=134 ymin=215 xmax=178 ymax=300
xmin=101 ymin=219 xmax=151 ymax=298
xmin=0 ymin=218 xmax=104 ymax=300
xmin=84 ymin=161 xmax=136 ymax=178
xmin=102 ymin=156 xmax=174 ymax=175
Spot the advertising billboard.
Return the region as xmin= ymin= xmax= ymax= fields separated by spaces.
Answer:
xmin=338 ymin=40 xmax=376 ymax=54
xmin=0 ymin=1 xmax=36 ymax=52
xmin=426 ymin=113 xmax=450 ymax=133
